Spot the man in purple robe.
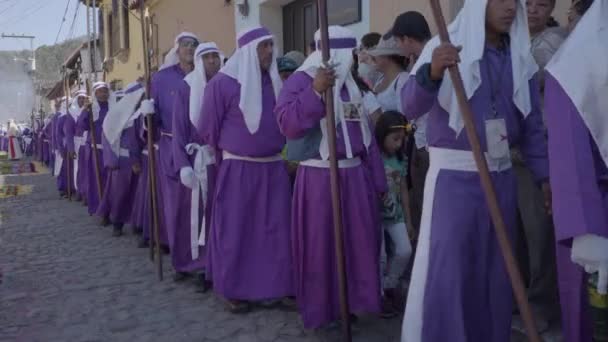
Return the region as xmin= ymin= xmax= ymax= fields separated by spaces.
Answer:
xmin=97 ymin=82 xmax=144 ymax=237
xmin=75 ymin=107 xmax=89 ymax=203
xmin=546 ymin=1 xmax=606 ymax=340
xmin=61 ymin=91 xmax=87 ymax=200
xmin=170 ymin=42 xmax=223 ymax=290
xmin=276 ymin=26 xmax=387 ymax=328
xmin=199 ymin=26 xmax=293 ymax=313
xmin=42 ymin=115 xmax=54 ymax=167
xmin=77 ymin=82 xmax=111 ymax=221
xmin=399 ymin=0 xmax=550 ymax=340
xmin=54 ymin=99 xmax=69 ymax=197
xmin=140 ymin=32 xmax=199 ymax=277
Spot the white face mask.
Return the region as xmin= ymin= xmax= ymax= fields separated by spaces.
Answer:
xmin=358 ymin=62 xmax=382 ymax=86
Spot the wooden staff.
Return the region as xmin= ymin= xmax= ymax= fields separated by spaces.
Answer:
xmin=139 ymin=0 xmax=163 ymax=281
xmin=316 ymin=1 xmax=351 ymax=340
xmin=428 ymin=1 xmax=541 ymax=341
xmin=84 ymin=0 xmax=103 ymax=203
xmin=64 ymin=72 xmax=72 ymax=201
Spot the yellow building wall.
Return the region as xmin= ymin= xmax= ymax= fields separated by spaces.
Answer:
xmin=371 ymin=0 xmax=571 ymax=36
xmin=101 ymin=0 xmax=144 ymax=88
xmin=148 ymin=0 xmax=236 ymax=63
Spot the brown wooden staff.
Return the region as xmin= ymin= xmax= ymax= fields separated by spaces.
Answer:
xmin=63 ymin=71 xmax=72 ymax=201
xmin=85 ymin=0 xmax=103 ymax=204
xmin=139 ymin=0 xmax=163 ymax=281
xmin=428 ymin=1 xmax=541 ymax=341
xmin=316 ymin=1 xmax=351 ymax=340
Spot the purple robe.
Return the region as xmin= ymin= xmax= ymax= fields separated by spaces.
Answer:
xmin=55 ymin=114 xmax=68 ymax=193
xmin=49 ymin=113 xmax=60 ymax=170
xmin=199 ymin=71 xmax=293 ymax=300
xmin=400 ymin=46 xmax=548 ymax=341
xmin=96 ymin=124 xmax=139 ymax=225
xmin=77 ymin=104 xmax=109 ymax=216
xmin=151 ymin=64 xmax=188 ymax=257
xmin=0 ymin=135 xmax=7 ymax=152
xmin=168 ymin=81 xmax=215 ymax=273
xmin=276 ymin=71 xmax=386 ymax=328
xmin=42 ymin=119 xmax=53 ymax=166
xmin=63 ymin=114 xmax=77 ymax=193
xmin=546 ymin=73 xmax=601 ymax=342
xmin=75 ymin=112 xmax=88 ymax=198
xmin=128 ymin=117 xmax=169 ymax=245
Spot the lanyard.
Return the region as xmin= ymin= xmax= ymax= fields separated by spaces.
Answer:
xmin=484 ymin=49 xmax=509 ymax=118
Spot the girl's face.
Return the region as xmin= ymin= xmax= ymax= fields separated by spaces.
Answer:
xmin=383 ymin=130 xmax=405 ymax=156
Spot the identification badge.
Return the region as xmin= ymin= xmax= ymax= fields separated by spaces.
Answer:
xmin=342 ymin=102 xmax=362 ymax=122
xmin=485 ymin=118 xmax=510 ymax=160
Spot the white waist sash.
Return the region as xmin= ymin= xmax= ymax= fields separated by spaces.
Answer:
xmin=402 ymin=146 xmax=511 ymax=342
xmin=185 ymin=143 xmax=216 ymax=259
xmin=299 ymin=157 xmax=361 ymax=169
xmin=119 ymin=148 xmax=130 ymax=158
xmin=222 ymin=151 xmax=283 ymax=163
xmin=141 ymin=144 xmax=159 ymax=156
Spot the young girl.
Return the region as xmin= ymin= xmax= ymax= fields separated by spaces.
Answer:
xmin=375 ymin=111 xmax=414 ymax=317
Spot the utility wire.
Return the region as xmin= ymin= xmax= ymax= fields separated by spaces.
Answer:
xmin=55 ymin=0 xmax=73 ymax=44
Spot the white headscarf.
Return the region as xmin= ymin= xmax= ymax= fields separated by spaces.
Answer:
xmin=69 ymin=90 xmax=87 ymax=121
xmin=297 ymin=25 xmax=371 ymax=160
xmin=546 ymin=0 xmax=608 ymax=165
xmin=159 ymin=32 xmax=200 ymax=71
xmin=102 ymin=81 xmax=145 ymax=157
xmin=184 ymin=42 xmax=224 ymax=128
xmin=411 ymin=0 xmax=538 ymax=135
xmin=92 ymin=82 xmax=113 ymax=121
xmin=220 ymin=26 xmax=282 ymax=134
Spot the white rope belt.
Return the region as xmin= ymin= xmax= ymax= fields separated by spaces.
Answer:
xmin=300 ymin=157 xmax=361 ymax=169
xmin=222 ymin=151 xmax=283 ymax=163
xmin=428 ymin=147 xmax=512 ymax=173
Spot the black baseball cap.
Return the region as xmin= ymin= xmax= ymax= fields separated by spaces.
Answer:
xmin=390 ymin=11 xmax=431 ymax=43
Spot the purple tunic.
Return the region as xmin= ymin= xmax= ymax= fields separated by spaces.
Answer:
xmin=167 ymin=81 xmax=216 ymax=273
xmin=42 ymin=118 xmax=53 ymax=166
xmin=276 ymin=71 xmax=386 ymax=328
xmin=77 ymin=104 xmax=109 ymax=216
xmin=199 ymin=71 xmax=293 ymax=300
xmin=74 ymin=112 xmax=88 ymax=198
xmin=96 ymin=124 xmax=139 ymax=225
xmin=55 ymin=114 xmax=68 ymax=193
xmin=151 ymin=64 xmax=188 ymax=259
xmin=400 ymin=45 xmax=548 ymax=342
xmin=546 ymin=73 xmax=602 ymax=342
xmin=63 ymin=114 xmax=77 ymax=192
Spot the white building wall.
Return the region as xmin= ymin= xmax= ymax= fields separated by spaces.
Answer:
xmin=234 ymin=0 xmax=371 ymax=54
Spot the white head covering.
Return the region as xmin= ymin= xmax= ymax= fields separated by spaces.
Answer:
xmin=220 ymin=26 xmax=282 ymax=134
xmin=159 ymin=32 xmax=200 ymax=71
xmin=68 ymin=90 xmax=88 ymax=121
xmin=91 ymin=81 xmax=113 ymax=121
xmin=184 ymin=42 xmax=225 ymax=128
xmin=546 ymin=0 xmax=608 ymax=165
xmin=411 ymin=0 xmax=538 ymax=135
xmin=297 ymin=25 xmax=371 ymax=160
xmin=102 ymin=81 xmax=145 ymax=157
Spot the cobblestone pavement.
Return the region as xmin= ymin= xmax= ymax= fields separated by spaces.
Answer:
xmin=0 ymin=167 xmax=402 ymax=342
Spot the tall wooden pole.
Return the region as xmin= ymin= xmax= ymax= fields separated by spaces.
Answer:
xmin=316 ymin=1 xmax=351 ymax=340
xmin=64 ymin=72 xmax=72 ymax=201
xmin=139 ymin=0 xmax=163 ymax=281
xmin=86 ymin=0 xmax=103 ymax=204
xmin=428 ymin=1 xmax=541 ymax=341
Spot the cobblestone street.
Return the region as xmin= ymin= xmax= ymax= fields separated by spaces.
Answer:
xmin=0 ymin=166 xmax=403 ymax=342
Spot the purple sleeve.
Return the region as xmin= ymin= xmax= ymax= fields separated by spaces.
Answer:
xmin=64 ymin=116 xmax=76 ymax=153
xmin=172 ymin=83 xmax=192 ymax=172
xmin=123 ymin=126 xmax=140 ymax=165
xmin=55 ymin=117 xmax=66 ymax=154
xmin=199 ymin=77 xmax=225 ymax=153
xmin=77 ymin=111 xmax=90 ymax=132
xmin=519 ymin=78 xmax=549 ymax=183
xmin=151 ymin=73 xmax=163 ymax=127
xmin=401 ymin=65 xmax=440 ymax=121
xmin=546 ymin=74 xmax=608 ymax=246
xmin=275 ymin=71 xmax=326 ymax=139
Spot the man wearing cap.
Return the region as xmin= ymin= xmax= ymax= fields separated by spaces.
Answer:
xmin=277 ymin=25 xmax=387 ymax=328
xmin=77 ymin=82 xmax=112 ymax=221
xmin=170 ymin=42 xmax=223 ymax=289
xmin=140 ymin=32 xmax=200 ymax=280
xmin=199 ymin=26 xmax=293 ymax=313
xmin=97 ymin=82 xmax=144 ymax=237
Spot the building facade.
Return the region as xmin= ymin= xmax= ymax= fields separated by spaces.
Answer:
xmin=233 ymin=0 xmax=571 ymax=55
